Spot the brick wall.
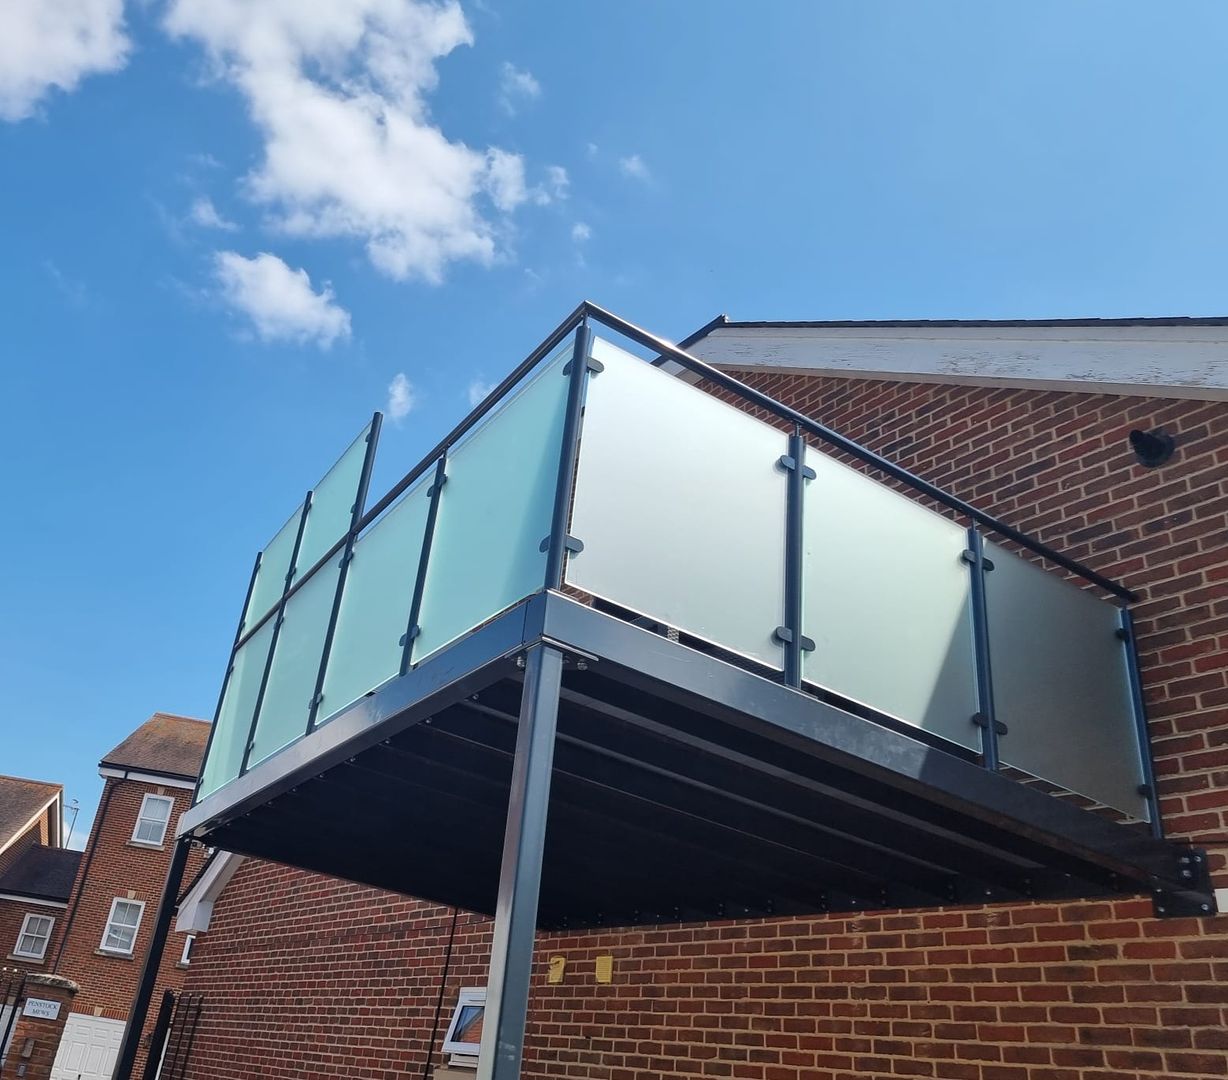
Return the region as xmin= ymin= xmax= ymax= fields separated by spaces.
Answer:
xmin=180 ymin=375 xmax=1228 ymax=1080
xmin=53 ymin=774 xmax=204 ymax=1073
xmin=0 ymin=896 xmax=64 ymax=974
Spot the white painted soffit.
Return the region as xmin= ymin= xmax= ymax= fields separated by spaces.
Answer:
xmin=686 ymin=323 xmax=1228 ymax=401
xmin=176 ymin=850 xmax=244 ymax=933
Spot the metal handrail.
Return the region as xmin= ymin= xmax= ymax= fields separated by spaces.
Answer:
xmin=579 ymin=301 xmax=1137 ymax=603
xmin=231 ymin=300 xmax=1135 ymax=656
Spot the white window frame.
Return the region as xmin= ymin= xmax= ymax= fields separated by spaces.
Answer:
xmin=441 ymin=987 xmax=485 ymax=1059
xmin=131 ymin=794 xmax=175 ymax=847
xmin=99 ymin=898 xmax=145 ymax=955
xmin=180 ymin=934 xmax=195 ymax=965
xmin=13 ymin=913 xmax=55 ymax=960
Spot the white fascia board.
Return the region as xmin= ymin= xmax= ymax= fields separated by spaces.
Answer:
xmin=691 ymin=325 xmax=1228 ymax=401
xmin=0 ymin=793 xmax=63 ymax=858
xmin=0 ymin=893 xmax=68 ymax=909
xmin=98 ymin=767 xmax=196 ymax=791
xmin=176 ymin=851 xmax=244 ymax=933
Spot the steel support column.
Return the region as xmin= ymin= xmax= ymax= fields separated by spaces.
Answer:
xmin=111 ymin=836 xmax=193 ymax=1080
xmin=965 ymin=526 xmax=1002 ymax=771
xmin=1120 ymin=607 xmax=1164 ymax=838
xmin=476 ymin=644 xmax=564 ymax=1080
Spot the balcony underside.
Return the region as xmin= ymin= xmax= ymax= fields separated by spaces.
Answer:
xmin=180 ymin=592 xmax=1213 ymax=927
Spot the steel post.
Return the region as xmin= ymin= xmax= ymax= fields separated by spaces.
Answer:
xmin=476 ymin=645 xmax=564 ymax=1080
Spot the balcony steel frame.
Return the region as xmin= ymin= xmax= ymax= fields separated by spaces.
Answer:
xmin=113 ymin=302 xmax=1215 ymax=1080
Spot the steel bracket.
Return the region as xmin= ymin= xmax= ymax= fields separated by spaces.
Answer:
xmin=972 ymin=712 xmax=1008 ymax=735
xmin=563 ymin=356 xmax=604 ymax=376
xmin=961 ymin=549 xmax=996 ymax=571
xmin=773 ymin=626 xmax=815 ymax=652
xmin=1151 ymin=848 xmax=1216 ymax=918
xmin=776 ymin=454 xmax=816 ymax=479
xmin=540 ymin=535 xmax=584 ymax=555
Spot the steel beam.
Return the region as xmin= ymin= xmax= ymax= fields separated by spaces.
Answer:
xmin=111 ymin=836 xmax=193 ymax=1080
xmin=477 ymin=645 xmax=564 ymax=1080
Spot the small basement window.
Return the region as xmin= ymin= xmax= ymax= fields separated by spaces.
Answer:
xmin=13 ymin=913 xmax=55 ymax=960
xmin=132 ymin=794 xmax=175 ymax=846
xmin=442 ymin=987 xmax=485 ymax=1063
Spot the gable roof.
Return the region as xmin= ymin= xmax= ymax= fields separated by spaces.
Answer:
xmin=683 ymin=316 xmax=1228 ymax=401
xmin=0 ymin=843 xmax=82 ymax=903
xmin=0 ymin=776 xmax=62 ymax=853
xmin=100 ymin=713 xmax=210 ymax=782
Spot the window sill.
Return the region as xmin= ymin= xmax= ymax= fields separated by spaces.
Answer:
xmin=127 ymin=840 xmax=166 ymax=852
xmin=7 ymin=954 xmax=45 ymax=965
xmin=95 ymin=948 xmax=135 ymax=960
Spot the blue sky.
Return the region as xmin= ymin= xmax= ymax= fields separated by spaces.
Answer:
xmin=3 ymin=0 xmax=1228 ymax=844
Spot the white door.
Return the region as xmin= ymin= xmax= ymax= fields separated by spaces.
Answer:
xmin=50 ymin=1013 xmax=126 ymax=1080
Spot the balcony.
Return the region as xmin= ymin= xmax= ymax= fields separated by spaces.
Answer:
xmin=181 ymin=302 xmax=1212 ymax=932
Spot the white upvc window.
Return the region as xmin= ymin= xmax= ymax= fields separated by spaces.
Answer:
xmin=100 ymin=898 xmax=145 ymax=955
xmin=132 ymin=794 xmax=174 ymax=846
xmin=442 ymin=987 xmax=485 ymax=1062
xmin=13 ymin=913 xmax=54 ymax=960
xmin=180 ymin=935 xmax=196 ymax=965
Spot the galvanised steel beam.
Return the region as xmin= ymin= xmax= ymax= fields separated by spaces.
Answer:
xmin=536 ymin=592 xmax=1208 ymax=903
xmin=477 ymin=644 xmax=564 ymax=1080
xmin=111 ymin=837 xmax=193 ymax=1080
xmin=178 ymin=594 xmax=546 ymax=841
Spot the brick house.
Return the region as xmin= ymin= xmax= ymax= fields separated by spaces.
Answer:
xmin=162 ymin=314 xmax=1228 ymax=1080
xmin=45 ymin=713 xmax=209 ymax=1080
xmin=0 ymin=777 xmax=79 ymax=977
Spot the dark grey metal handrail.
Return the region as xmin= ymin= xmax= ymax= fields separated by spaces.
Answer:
xmin=579 ymin=301 xmax=1137 ymax=603
xmin=230 ymin=299 xmax=1135 ymax=658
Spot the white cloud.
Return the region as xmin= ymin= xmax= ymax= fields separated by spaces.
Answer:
xmin=0 ymin=0 xmax=129 ymax=121
xmin=544 ymin=165 xmax=568 ymax=200
xmin=486 ymin=148 xmax=528 ymax=213
xmin=585 ymin=142 xmax=598 ymax=159
xmin=618 ymin=153 xmax=650 ymax=181
xmin=165 ymin=0 xmax=534 ymax=283
xmin=466 ymin=377 xmax=494 ymax=406
xmin=571 ymin=221 xmax=591 ymax=243
xmin=497 ymin=61 xmax=539 ymax=115
xmin=214 ymin=251 xmax=351 ymax=348
xmin=387 ymin=372 xmax=415 ymax=420
xmin=189 ymin=195 xmax=238 ymax=231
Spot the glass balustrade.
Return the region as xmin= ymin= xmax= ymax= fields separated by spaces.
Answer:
xmin=197 ymin=318 xmax=1153 ymax=827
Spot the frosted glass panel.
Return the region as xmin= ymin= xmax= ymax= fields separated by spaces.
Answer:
xmin=801 ymin=453 xmax=979 ymax=748
xmin=321 ymin=478 xmax=431 ymax=721
xmin=413 ymin=348 xmax=571 ymax=661
xmin=986 ymin=543 xmax=1146 ymax=819
xmin=249 ymin=561 xmax=341 ymax=766
xmin=297 ymin=424 xmax=370 ymax=574
xmin=199 ymin=618 xmax=274 ymax=798
xmin=566 ymin=336 xmax=787 ymax=669
xmin=244 ymin=507 xmax=303 ymax=630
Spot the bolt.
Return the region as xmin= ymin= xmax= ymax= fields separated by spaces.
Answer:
xmin=1201 ymin=904 xmax=1211 ymax=913
xmin=515 ymin=655 xmax=526 ymax=670
xmin=1157 ymin=906 xmax=1167 ymax=915
xmin=576 ymin=660 xmax=588 ymax=671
